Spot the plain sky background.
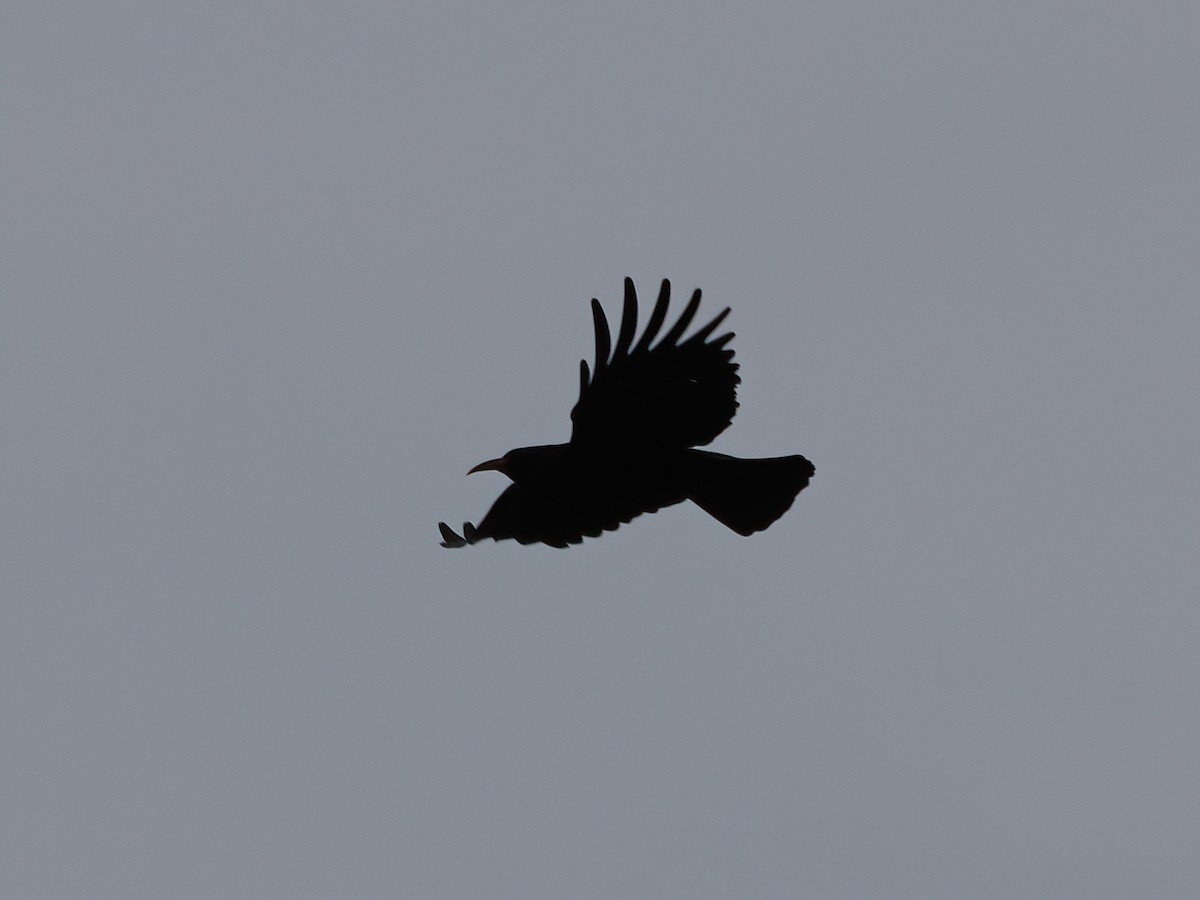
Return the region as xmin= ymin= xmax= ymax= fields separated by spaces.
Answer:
xmin=4 ymin=2 xmax=1198 ymax=897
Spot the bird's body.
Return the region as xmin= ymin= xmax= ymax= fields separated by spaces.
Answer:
xmin=439 ymin=279 xmax=814 ymax=548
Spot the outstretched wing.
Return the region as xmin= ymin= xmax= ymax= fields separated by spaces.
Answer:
xmin=570 ymin=278 xmax=740 ymax=449
xmin=439 ymin=482 xmax=688 ymax=548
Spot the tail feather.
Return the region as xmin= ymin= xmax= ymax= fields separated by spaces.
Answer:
xmin=685 ymin=450 xmax=814 ymax=536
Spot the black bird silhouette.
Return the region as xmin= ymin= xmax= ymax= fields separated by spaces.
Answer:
xmin=438 ymin=278 xmax=814 ymax=548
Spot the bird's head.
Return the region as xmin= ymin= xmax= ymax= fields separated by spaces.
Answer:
xmin=467 ymin=444 xmax=566 ymax=484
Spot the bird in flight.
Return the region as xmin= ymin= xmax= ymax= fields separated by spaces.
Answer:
xmin=439 ymin=278 xmax=814 ymax=548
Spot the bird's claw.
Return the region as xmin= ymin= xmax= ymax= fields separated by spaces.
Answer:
xmin=438 ymin=521 xmax=478 ymax=548
xmin=438 ymin=521 xmax=466 ymax=548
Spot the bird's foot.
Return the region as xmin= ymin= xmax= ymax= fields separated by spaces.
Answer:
xmin=438 ymin=522 xmax=466 ymax=547
xmin=438 ymin=521 xmax=479 ymax=548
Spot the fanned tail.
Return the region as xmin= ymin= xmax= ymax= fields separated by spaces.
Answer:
xmin=684 ymin=450 xmax=815 ymax=536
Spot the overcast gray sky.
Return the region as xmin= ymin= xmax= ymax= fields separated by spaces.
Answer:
xmin=4 ymin=2 xmax=1199 ymax=897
